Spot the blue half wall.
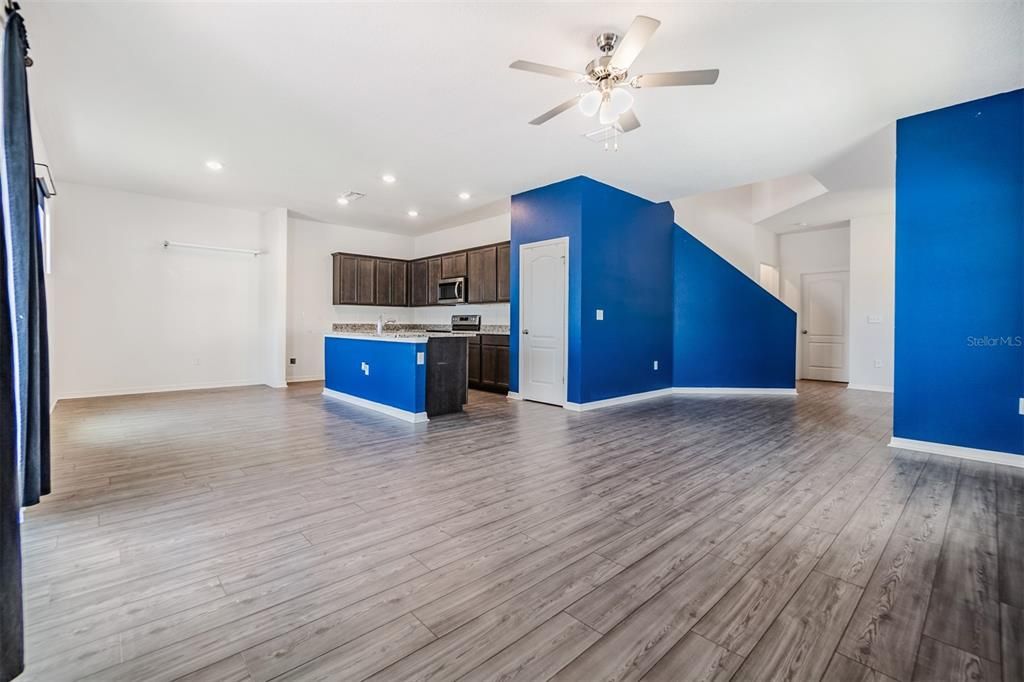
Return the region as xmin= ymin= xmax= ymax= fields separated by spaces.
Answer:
xmin=894 ymin=89 xmax=1024 ymax=456
xmin=673 ymin=227 xmax=796 ymax=389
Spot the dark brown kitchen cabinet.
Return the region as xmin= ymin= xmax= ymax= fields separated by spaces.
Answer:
xmin=391 ymin=261 xmax=408 ymax=306
xmin=467 ymin=334 xmax=508 ymax=394
xmin=332 ymin=241 xmax=509 ymax=307
xmin=427 ymin=257 xmax=442 ymax=305
xmin=441 ymin=252 xmax=467 ymax=278
xmin=467 ymin=339 xmax=481 ymax=385
xmin=375 ymin=260 xmax=392 ymax=305
xmin=496 ymin=243 xmax=511 ymax=302
xmin=467 ymin=246 xmax=497 ymax=303
xmin=410 ymin=259 xmax=428 ymax=306
xmin=333 ymin=253 xmax=357 ymax=304
xmin=355 ymin=257 xmax=376 ymax=304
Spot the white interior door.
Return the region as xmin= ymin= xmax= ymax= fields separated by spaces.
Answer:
xmin=801 ymin=271 xmax=849 ymax=382
xmin=520 ymin=239 xmax=567 ymax=406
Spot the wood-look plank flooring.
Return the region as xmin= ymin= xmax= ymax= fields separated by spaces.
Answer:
xmin=18 ymin=380 xmax=1022 ymax=681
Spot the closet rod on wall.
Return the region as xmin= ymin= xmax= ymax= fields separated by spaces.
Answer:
xmin=162 ymin=240 xmax=263 ymax=256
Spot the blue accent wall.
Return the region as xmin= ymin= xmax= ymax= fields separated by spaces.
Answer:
xmin=510 ymin=175 xmax=797 ymax=405
xmin=579 ymin=180 xmax=675 ymax=402
xmin=509 ymin=177 xmax=584 ymax=401
xmin=894 ymin=89 xmax=1024 ymax=455
xmin=324 ymin=337 xmax=426 ymax=414
xmin=673 ymin=227 xmax=796 ymax=388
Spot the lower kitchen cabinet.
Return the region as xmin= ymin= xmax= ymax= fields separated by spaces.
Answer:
xmin=467 ymin=334 xmax=509 ymax=394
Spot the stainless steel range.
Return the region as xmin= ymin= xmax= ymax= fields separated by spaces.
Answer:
xmin=451 ymin=314 xmax=481 ymax=332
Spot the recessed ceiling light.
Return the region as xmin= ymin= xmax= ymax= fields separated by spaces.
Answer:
xmin=205 ymin=160 xmax=223 ymax=171
xmin=337 ymin=197 xmax=349 ymax=205
xmin=458 ymin=192 xmax=471 ymax=200
xmin=381 ymin=174 xmax=396 ymax=184
xmin=407 ymin=209 xmax=419 ymax=217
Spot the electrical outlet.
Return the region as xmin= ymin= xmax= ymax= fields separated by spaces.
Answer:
xmin=289 ymin=358 xmax=296 ymax=365
xmin=868 ymin=315 xmax=882 ymax=324
xmin=596 ymin=309 xmax=604 ymax=321
xmin=653 ymin=360 xmax=659 ymax=370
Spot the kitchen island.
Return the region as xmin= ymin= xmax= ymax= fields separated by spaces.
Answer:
xmin=323 ymin=332 xmax=468 ymax=422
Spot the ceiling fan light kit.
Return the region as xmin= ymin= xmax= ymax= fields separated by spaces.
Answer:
xmin=510 ymin=14 xmax=720 ymax=137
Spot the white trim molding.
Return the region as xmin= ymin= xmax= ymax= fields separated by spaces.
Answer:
xmin=322 ymin=387 xmax=428 ymax=423
xmin=672 ymin=387 xmax=798 ymax=396
xmin=847 ymin=383 xmax=893 ymax=393
xmin=889 ymin=437 xmax=1024 ymax=469
xmin=506 ymin=392 xmax=523 ymax=401
xmin=55 ymin=379 xmax=263 ymax=400
xmin=564 ymin=388 xmax=673 ymax=412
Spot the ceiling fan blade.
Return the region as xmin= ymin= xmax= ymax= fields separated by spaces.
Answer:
xmin=633 ymin=69 xmax=720 ymax=88
xmin=509 ymin=60 xmax=585 ymax=81
xmin=616 ymin=109 xmax=641 ymax=133
xmin=608 ymin=15 xmax=661 ymax=72
xmin=529 ymin=95 xmax=582 ymax=125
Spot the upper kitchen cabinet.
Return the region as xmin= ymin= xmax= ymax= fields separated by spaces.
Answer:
xmin=496 ymin=243 xmax=510 ymax=302
xmin=332 ymin=253 xmax=375 ymax=305
xmin=355 ymin=257 xmax=376 ymax=304
xmin=441 ymin=252 xmax=467 ymax=278
xmin=333 ymin=242 xmax=509 ymax=307
xmin=410 ymin=259 xmax=428 ymax=306
xmin=426 ymin=257 xmax=442 ymax=305
xmin=391 ymin=260 xmax=408 ymax=306
xmin=467 ymin=246 xmax=497 ymax=303
xmin=373 ymin=259 xmax=408 ymax=307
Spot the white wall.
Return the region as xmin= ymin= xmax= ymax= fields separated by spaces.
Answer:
xmin=848 ymin=213 xmax=895 ymax=391
xmin=285 ymin=217 xmax=414 ymax=382
xmin=412 ymin=213 xmax=510 ymax=258
xmin=285 ymin=213 xmax=512 ymax=381
xmin=260 ymin=208 xmax=289 ymax=388
xmin=779 ymin=225 xmax=851 ymax=380
xmin=671 ymin=186 xmax=779 ymax=282
xmin=49 ymin=183 xmax=270 ymax=398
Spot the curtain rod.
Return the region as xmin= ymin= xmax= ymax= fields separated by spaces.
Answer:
xmin=162 ymin=240 xmax=263 ymax=256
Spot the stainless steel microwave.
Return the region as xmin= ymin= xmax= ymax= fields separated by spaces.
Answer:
xmin=437 ymin=277 xmax=466 ymax=305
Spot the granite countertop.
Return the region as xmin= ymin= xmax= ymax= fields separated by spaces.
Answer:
xmin=331 ymin=323 xmax=510 ymax=335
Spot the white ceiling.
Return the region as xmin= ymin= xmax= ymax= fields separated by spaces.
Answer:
xmin=25 ymin=2 xmax=1023 ymax=235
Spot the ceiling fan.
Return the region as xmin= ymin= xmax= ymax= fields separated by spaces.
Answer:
xmin=509 ymin=15 xmax=719 ymax=133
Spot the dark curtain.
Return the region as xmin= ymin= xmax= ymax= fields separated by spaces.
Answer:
xmin=1 ymin=6 xmax=47 ymax=681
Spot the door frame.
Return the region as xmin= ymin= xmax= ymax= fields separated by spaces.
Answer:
xmin=799 ymin=269 xmax=850 ymax=382
xmin=518 ymin=236 xmax=569 ymax=406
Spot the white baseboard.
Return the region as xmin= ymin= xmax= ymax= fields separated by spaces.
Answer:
xmin=889 ymin=437 xmax=1024 ymax=469
xmin=506 ymin=392 xmax=523 ymax=401
xmin=55 ymin=379 xmax=264 ymax=401
xmin=288 ymin=374 xmax=325 ymax=384
xmin=322 ymin=387 xmax=428 ymax=423
xmin=672 ymin=387 xmax=798 ymax=396
xmin=564 ymin=388 xmax=674 ymax=412
xmin=847 ymin=383 xmax=893 ymax=393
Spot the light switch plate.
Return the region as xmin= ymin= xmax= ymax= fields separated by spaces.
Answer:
xmin=416 ymin=352 xmax=425 ymax=365
xmin=1019 ymin=398 xmax=1023 ymax=416
xmin=874 ymin=360 xmax=884 ymax=368
xmin=596 ymin=309 xmax=604 ymax=321
xmin=653 ymin=360 xmax=659 ymax=370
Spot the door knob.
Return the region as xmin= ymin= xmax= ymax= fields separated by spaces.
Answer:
xmin=801 ymin=330 xmax=808 ymax=334
xmin=523 ymin=329 xmax=530 ymax=335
